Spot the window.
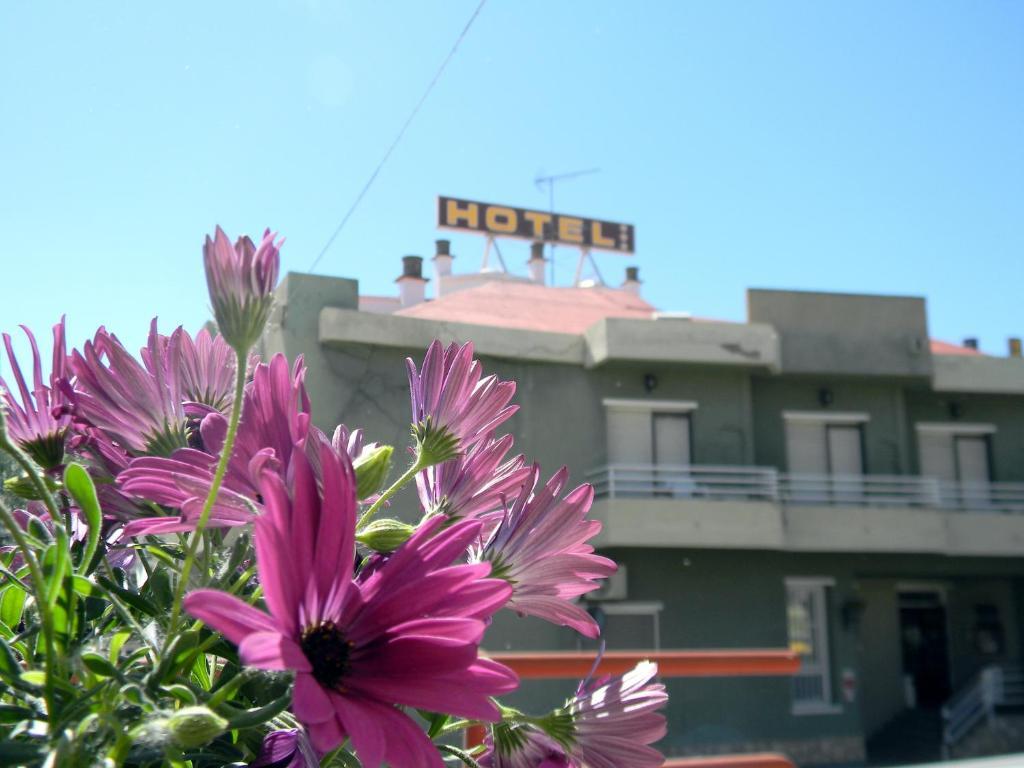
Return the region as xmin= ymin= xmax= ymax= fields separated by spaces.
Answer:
xmin=783 ymin=412 xmax=867 ymax=475
xmin=603 ymin=399 xmax=697 ymax=466
xmin=916 ymin=423 xmax=995 ymax=482
xmin=582 ymin=602 xmax=663 ymax=650
xmin=786 ymin=577 xmax=839 ymax=714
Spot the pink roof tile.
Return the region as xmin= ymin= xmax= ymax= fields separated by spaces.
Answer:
xmin=394 ymin=282 xmax=656 ymax=334
xmin=930 ymin=339 xmax=983 ymax=356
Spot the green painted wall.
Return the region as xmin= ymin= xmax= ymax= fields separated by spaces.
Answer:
xmin=600 ymin=547 xmax=1024 ymax=752
xmin=751 ymin=376 xmax=911 ymax=473
xmin=903 ymin=389 xmax=1024 ymax=482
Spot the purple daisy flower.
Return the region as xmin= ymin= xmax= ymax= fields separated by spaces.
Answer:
xmin=416 ymin=434 xmax=530 ymax=521
xmin=183 ymin=442 xmax=517 ymax=766
xmin=0 ymin=318 xmax=72 ymax=468
xmin=167 ymin=327 xmax=239 ymax=416
xmin=249 ymin=729 xmax=319 ymax=768
xmin=481 ymin=724 xmax=570 ymax=768
xmin=470 ymin=466 xmax=616 ymax=638
xmin=482 ymin=662 xmax=666 ymax=768
xmin=406 ymin=341 xmax=517 ymax=464
xmin=203 ymin=226 xmax=281 ymax=352
xmin=119 ymin=354 xmax=312 ymax=536
xmin=564 ymin=661 xmax=667 ymax=768
xmin=69 ymin=321 xmax=190 ymax=457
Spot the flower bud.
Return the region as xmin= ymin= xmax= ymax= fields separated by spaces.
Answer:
xmin=357 ymin=518 xmax=415 ymax=553
xmin=353 ymin=444 xmax=393 ymax=500
xmin=166 ymin=705 xmax=228 ymax=748
xmin=203 ymin=226 xmax=281 ymax=354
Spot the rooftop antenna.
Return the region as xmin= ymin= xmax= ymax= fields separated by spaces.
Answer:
xmin=534 ymin=167 xmax=600 ymax=285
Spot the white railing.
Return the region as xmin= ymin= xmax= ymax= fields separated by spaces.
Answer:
xmin=588 ymin=464 xmax=1024 ymax=512
xmin=942 ymin=665 xmax=1024 ymax=754
xmin=780 ymin=473 xmax=941 ymax=507
xmin=586 ymin=465 xmax=778 ymax=502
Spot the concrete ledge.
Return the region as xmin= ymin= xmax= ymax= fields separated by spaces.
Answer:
xmin=584 ymin=317 xmax=780 ymax=370
xmin=784 ymin=505 xmax=948 ymax=553
xmin=933 ymin=354 xmax=1024 ymax=394
xmin=591 ymin=498 xmax=785 ymax=549
xmin=947 ymin=512 xmax=1024 ymax=556
xmin=594 ymin=497 xmax=1024 ymax=556
xmin=319 ymin=307 xmax=584 ymax=365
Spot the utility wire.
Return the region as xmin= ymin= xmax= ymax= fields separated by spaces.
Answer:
xmin=309 ymin=0 xmax=488 ymax=272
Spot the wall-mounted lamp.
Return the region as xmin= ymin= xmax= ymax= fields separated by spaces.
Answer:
xmin=818 ymin=388 xmax=834 ymax=407
xmin=643 ymin=373 xmax=658 ymax=393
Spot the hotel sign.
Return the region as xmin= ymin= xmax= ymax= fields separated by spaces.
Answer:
xmin=437 ymin=195 xmax=635 ymax=254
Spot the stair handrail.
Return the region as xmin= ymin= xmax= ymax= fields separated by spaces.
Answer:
xmin=941 ymin=665 xmax=1005 ymax=755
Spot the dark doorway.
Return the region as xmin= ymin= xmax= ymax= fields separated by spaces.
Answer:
xmin=899 ymin=591 xmax=951 ymax=708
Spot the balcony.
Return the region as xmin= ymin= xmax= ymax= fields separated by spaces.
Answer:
xmin=586 ymin=465 xmax=1024 ymax=555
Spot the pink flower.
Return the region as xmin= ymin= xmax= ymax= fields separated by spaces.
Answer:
xmin=203 ymin=226 xmax=281 ymax=352
xmin=171 ymin=327 xmax=240 ymax=416
xmin=406 ymin=341 xmax=517 ymax=464
xmin=249 ymin=729 xmax=319 ymax=767
xmin=471 ymin=466 xmax=616 ymax=638
xmin=69 ymin=322 xmax=238 ymax=458
xmin=183 ymin=442 xmax=517 ymax=766
xmin=417 ymin=434 xmax=530 ymax=521
xmin=118 ymin=354 xmax=311 ymax=536
xmin=481 ymin=724 xmax=570 ymax=768
xmin=565 ymin=661 xmax=667 ymax=768
xmin=0 ymin=318 xmax=72 ymax=468
xmin=481 ymin=662 xmax=667 ymax=768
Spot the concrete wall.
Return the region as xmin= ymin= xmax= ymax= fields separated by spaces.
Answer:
xmin=747 ymin=289 xmax=932 ymax=378
xmin=857 ymin=580 xmax=904 ymax=737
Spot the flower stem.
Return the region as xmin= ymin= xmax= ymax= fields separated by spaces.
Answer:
xmin=357 ymin=454 xmax=427 ymax=529
xmin=166 ymin=348 xmax=248 ymax=638
xmin=0 ymin=407 xmax=60 ymax=729
xmin=0 ymin=497 xmax=58 ymax=732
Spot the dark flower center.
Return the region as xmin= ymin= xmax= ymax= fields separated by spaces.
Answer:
xmin=300 ymin=621 xmax=353 ymax=689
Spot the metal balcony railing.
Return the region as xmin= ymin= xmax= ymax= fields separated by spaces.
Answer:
xmin=587 ymin=464 xmax=1024 ymax=513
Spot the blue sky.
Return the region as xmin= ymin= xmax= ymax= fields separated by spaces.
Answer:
xmin=1 ymin=1 xmax=1022 ymax=363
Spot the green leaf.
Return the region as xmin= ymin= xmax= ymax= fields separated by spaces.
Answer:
xmin=42 ymin=540 xmax=70 ymax=609
xmin=97 ymin=575 xmax=161 ymax=618
xmin=0 ymin=638 xmax=22 ymax=684
xmin=19 ymin=670 xmax=45 ymax=687
xmin=80 ymin=652 xmax=120 ymax=679
xmin=63 ymin=463 xmax=102 ymax=574
xmin=152 ymin=630 xmax=201 ymax=684
xmin=71 ymin=575 xmax=96 ymax=598
xmin=320 ymin=748 xmax=362 ymax=768
xmin=220 ymin=691 xmax=291 ymax=729
xmin=109 ymin=631 xmax=130 ymax=664
xmin=0 ymin=704 xmax=34 ymax=724
xmin=0 ymin=587 xmax=26 ymax=630
xmin=0 ymin=741 xmax=43 ymax=765
xmin=165 ymin=684 xmax=198 ymax=705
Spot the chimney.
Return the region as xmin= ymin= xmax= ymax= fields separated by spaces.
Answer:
xmin=963 ymin=337 xmax=979 ymax=351
xmin=621 ymin=265 xmax=642 ymax=295
xmin=527 ymin=242 xmax=546 ymax=284
xmin=1010 ymin=338 xmax=1022 ymax=358
xmin=433 ymin=240 xmax=453 ymax=298
xmin=396 ymin=255 xmax=428 ymax=307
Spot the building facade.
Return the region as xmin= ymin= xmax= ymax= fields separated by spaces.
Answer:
xmin=261 ymin=245 xmax=1024 ymax=766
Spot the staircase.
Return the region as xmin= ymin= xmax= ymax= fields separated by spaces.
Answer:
xmin=866 ymin=708 xmax=943 ymax=766
xmin=942 ymin=665 xmax=1024 ymax=757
